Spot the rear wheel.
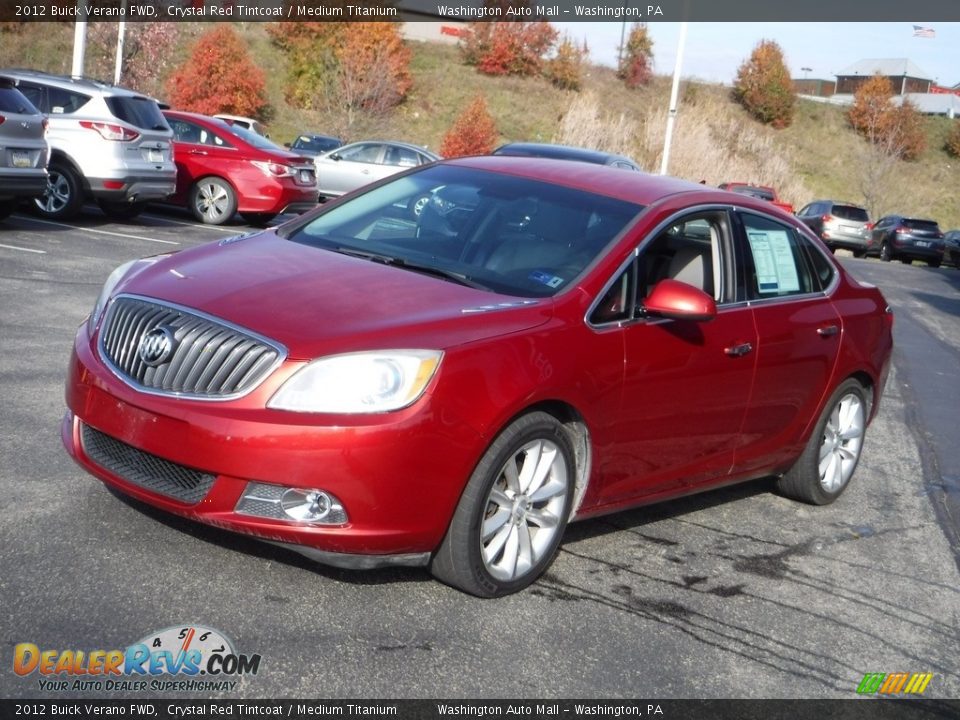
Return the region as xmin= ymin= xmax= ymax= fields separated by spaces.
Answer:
xmin=431 ymin=412 xmax=575 ymax=597
xmin=852 ymin=250 xmax=866 ymax=259
xmin=879 ymin=242 xmax=892 ymax=262
xmin=190 ymin=177 xmax=237 ymax=225
xmin=97 ymin=200 xmax=146 ymax=221
xmin=34 ymin=163 xmax=84 ymax=220
xmin=777 ymin=379 xmax=868 ymax=505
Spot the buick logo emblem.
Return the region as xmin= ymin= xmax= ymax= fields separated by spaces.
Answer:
xmin=138 ymin=326 xmax=176 ymax=367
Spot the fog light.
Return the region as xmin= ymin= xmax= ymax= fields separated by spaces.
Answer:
xmin=235 ymin=482 xmax=347 ymax=525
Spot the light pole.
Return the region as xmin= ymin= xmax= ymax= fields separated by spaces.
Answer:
xmin=801 ymin=67 xmax=812 ymax=80
xmin=659 ymin=22 xmax=688 ymax=176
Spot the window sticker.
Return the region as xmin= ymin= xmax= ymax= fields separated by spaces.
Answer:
xmin=528 ymin=270 xmax=564 ymax=288
xmin=746 ymin=229 xmax=800 ymax=294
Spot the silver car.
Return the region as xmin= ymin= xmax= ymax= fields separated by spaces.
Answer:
xmin=314 ymin=140 xmax=439 ymax=200
xmin=0 ymin=75 xmax=48 ymax=221
xmin=2 ymin=69 xmax=175 ymax=221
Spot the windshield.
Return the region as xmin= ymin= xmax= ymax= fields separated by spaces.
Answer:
xmin=286 ymin=165 xmax=641 ymax=298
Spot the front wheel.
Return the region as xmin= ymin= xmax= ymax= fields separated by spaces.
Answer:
xmin=431 ymin=412 xmax=575 ymax=597
xmin=189 ymin=177 xmax=237 ymax=225
xmin=879 ymin=242 xmax=892 ymax=262
xmin=776 ymin=379 xmax=868 ymax=505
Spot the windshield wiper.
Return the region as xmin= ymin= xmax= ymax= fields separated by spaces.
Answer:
xmin=332 ymin=246 xmax=488 ymax=290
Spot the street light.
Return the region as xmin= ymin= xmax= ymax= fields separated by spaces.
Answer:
xmin=801 ymin=67 xmax=812 ymax=80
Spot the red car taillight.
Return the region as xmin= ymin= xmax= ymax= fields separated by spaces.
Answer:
xmin=0 ymin=114 xmax=5 ymax=126
xmin=822 ymin=214 xmax=834 ymax=223
xmin=251 ymin=160 xmax=294 ymax=178
xmin=895 ymin=226 xmax=910 ymax=234
xmin=79 ymin=120 xmax=140 ymax=142
xmin=42 ymin=117 xmax=49 ymax=133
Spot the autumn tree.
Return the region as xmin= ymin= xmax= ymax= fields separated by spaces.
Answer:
xmin=618 ymin=23 xmax=654 ymax=88
xmin=268 ymin=21 xmax=411 ymax=137
xmin=847 ymin=74 xmax=927 ymax=216
xmin=440 ymin=95 xmax=498 ymax=158
xmin=85 ymin=23 xmax=179 ymax=98
xmin=733 ymin=40 xmax=796 ymax=128
xmin=460 ymin=21 xmax=558 ymax=77
xmin=544 ymin=35 xmax=588 ymax=91
xmin=166 ymin=25 xmax=267 ymax=118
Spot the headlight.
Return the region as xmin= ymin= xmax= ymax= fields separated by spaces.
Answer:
xmin=268 ymin=350 xmax=442 ymax=414
xmin=88 ymin=256 xmax=166 ymax=338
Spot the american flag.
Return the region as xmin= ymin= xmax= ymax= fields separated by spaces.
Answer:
xmin=913 ymin=25 xmax=935 ymax=38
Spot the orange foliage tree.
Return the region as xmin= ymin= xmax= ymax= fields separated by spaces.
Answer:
xmin=460 ymin=21 xmax=558 ymax=77
xmin=165 ymin=25 xmax=267 ymax=118
xmin=618 ymin=23 xmax=653 ymax=88
xmin=544 ymin=35 xmax=589 ymax=91
xmin=440 ymin=95 xmax=498 ymax=158
xmin=733 ymin=40 xmax=796 ymax=128
xmin=268 ymin=21 xmax=411 ymax=136
xmin=848 ymin=74 xmax=926 ymax=161
xmin=946 ymin=121 xmax=960 ymax=157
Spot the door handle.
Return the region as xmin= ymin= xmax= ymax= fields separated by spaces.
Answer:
xmin=189 ymin=149 xmax=208 ymax=156
xmin=817 ymin=325 xmax=839 ymax=337
xmin=724 ymin=342 xmax=753 ymax=357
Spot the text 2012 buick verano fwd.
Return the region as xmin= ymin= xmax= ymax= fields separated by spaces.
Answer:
xmin=63 ymin=158 xmax=893 ymax=597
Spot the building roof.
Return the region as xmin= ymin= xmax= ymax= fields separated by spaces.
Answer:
xmin=897 ymin=93 xmax=960 ymax=116
xmin=836 ymin=58 xmax=932 ymax=80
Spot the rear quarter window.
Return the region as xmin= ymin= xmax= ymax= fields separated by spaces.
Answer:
xmin=46 ymin=86 xmax=91 ymax=114
xmin=105 ymin=96 xmax=169 ymax=131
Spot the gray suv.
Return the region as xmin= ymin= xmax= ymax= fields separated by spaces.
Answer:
xmin=0 ymin=75 xmax=48 ymax=221
xmin=796 ymin=200 xmax=871 ymax=257
xmin=1 ymin=70 xmax=175 ymax=220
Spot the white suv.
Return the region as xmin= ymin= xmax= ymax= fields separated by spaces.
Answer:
xmin=2 ymin=70 xmax=176 ymax=220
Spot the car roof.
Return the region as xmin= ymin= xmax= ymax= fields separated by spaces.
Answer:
xmin=338 ymin=140 xmax=439 ymax=158
xmin=0 ymin=68 xmax=144 ymax=97
xmin=449 ymin=155 xmax=742 ymax=207
xmin=494 ymin=142 xmax=635 ymax=166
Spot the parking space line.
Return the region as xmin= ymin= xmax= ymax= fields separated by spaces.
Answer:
xmin=139 ymin=213 xmax=244 ymax=233
xmin=0 ymin=243 xmax=47 ymax=254
xmin=12 ymin=215 xmax=179 ymax=245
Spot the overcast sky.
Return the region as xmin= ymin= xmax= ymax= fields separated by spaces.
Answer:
xmin=551 ymin=22 xmax=960 ymax=87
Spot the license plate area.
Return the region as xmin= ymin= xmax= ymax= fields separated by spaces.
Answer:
xmin=11 ymin=151 xmax=31 ymax=168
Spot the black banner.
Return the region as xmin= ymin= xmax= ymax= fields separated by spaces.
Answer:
xmin=1 ymin=0 xmax=960 ymax=23
xmin=2 ymin=700 xmax=960 ymax=720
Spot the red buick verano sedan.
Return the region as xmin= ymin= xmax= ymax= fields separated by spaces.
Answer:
xmin=63 ymin=158 xmax=893 ymax=597
xmin=163 ymin=110 xmax=317 ymax=226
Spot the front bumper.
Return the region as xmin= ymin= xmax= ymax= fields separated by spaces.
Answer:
xmin=62 ymin=326 xmax=482 ymax=565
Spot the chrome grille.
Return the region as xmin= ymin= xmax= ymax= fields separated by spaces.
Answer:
xmin=81 ymin=424 xmax=215 ymax=505
xmin=98 ymin=295 xmax=284 ymax=399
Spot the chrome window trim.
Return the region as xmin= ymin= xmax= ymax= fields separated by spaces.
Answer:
xmin=96 ymin=293 xmax=288 ymax=402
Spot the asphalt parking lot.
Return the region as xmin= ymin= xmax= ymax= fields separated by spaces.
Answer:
xmin=1 ymin=205 xmax=958 ymax=700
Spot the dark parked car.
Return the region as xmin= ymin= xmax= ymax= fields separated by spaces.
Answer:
xmin=286 ymin=133 xmax=343 ymax=157
xmin=0 ymin=75 xmax=48 ymax=221
xmin=796 ymin=201 xmax=872 ymax=256
xmin=164 ymin=110 xmax=317 ymax=225
xmin=64 ymin=158 xmax=892 ymax=597
xmin=493 ymin=142 xmax=642 ymax=171
xmin=943 ymin=230 xmax=960 ymax=268
xmin=869 ymin=215 xmax=945 ymax=266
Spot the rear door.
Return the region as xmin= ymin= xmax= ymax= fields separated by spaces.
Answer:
xmin=167 ymin=118 xmax=237 ymax=202
xmin=317 ymin=142 xmax=385 ymax=196
xmin=731 ymin=211 xmax=841 ymax=475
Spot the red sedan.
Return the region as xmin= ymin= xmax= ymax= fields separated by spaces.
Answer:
xmin=62 ymin=158 xmax=893 ymax=596
xmin=163 ymin=110 xmax=317 ymax=225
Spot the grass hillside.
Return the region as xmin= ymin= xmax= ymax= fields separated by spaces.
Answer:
xmin=2 ymin=22 xmax=958 ymax=229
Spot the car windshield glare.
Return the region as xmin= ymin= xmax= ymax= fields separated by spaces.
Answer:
xmin=287 ymin=165 xmax=641 ymax=298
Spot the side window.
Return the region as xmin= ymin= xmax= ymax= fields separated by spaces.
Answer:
xmin=339 ymin=144 xmax=382 ymax=164
xmin=802 ymin=238 xmax=837 ymax=291
xmin=740 ymin=213 xmax=817 ymax=299
xmin=589 ymin=210 xmax=731 ymax=325
xmin=797 ymin=204 xmax=813 ymax=217
xmin=46 ymin=87 xmax=91 ymax=114
xmin=17 ymin=82 xmax=44 ymax=111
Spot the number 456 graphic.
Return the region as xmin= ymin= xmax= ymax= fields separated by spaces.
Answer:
xmin=857 ymin=672 xmax=933 ymax=695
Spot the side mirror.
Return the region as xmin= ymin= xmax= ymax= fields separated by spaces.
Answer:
xmin=643 ymin=279 xmax=716 ymax=322
xmin=283 ymin=142 xmax=291 ymax=149
xmin=330 ymin=153 xmax=342 ymax=162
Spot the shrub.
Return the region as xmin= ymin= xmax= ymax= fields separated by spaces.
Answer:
xmin=166 ymin=25 xmax=267 ymax=118
xmin=459 ymin=21 xmax=558 ymax=77
xmin=440 ymin=95 xmax=498 ymax=158
xmin=544 ymin=35 xmax=588 ymax=91
xmin=618 ymin=23 xmax=654 ymax=88
xmin=946 ymin=121 xmax=960 ymax=157
xmin=732 ymin=40 xmax=796 ymax=128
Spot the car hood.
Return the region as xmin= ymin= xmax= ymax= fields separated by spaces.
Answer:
xmin=117 ymin=232 xmax=553 ymax=359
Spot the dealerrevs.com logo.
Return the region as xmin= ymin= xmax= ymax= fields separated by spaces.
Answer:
xmin=13 ymin=625 xmax=262 ymax=693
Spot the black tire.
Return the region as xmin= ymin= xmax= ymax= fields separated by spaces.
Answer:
xmin=189 ymin=177 xmax=237 ymax=225
xmin=97 ymin=200 xmax=146 ymax=221
xmin=776 ymin=378 xmax=868 ymax=505
xmin=240 ymin=212 xmax=277 ymax=227
xmin=928 ymin=260 xmax=941 ymax=268
xmin=33 ymin=163 xmax=84 ymax=220
xmin=431 ymin=411 xmax=575 ymax=597
xmin=0 ymin=198 xmax=16 ymax=220
xmin=879 ymin=241 xmax=892 ymax=262
xmin=852 ymin=250 xmax=866 ymax=259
